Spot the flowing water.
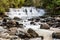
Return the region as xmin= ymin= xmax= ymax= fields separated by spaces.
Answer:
xmin=7 ymin=7 xmax=45 ymax=19
xmin=7 ymin=7 xmax=60 ymax=40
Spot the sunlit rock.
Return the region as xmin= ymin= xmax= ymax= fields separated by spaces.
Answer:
xmin=40 ymin=23 xmax=50 ymax=29
xmin=8 ymin=27 xmax=17 ymax=35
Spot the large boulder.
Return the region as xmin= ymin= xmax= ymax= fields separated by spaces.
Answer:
xmin=40 ymin=23 xmax=50 ymax=29
xmin=16 ymin=28 xmax=31 ymax=38
xmin=27 ymin=28 xmax=39 ymax=38
xmin=50 ymin=27 xmax=60 ymax=39
xmin=52 ymin=33 xmax=60 ymax=39
xmin=6 ymin=20 xmax=16 ymax=28
xmin=8 ymin=27 xmax=17 ymax=35
xmin=33 ymin=29 xmax=54 ymax=40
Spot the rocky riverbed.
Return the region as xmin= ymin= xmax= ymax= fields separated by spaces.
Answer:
xmin=0 ymin=15 xmax=60 ymax=40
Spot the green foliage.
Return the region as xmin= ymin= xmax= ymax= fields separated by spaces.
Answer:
xmin=0 ymin=0 xmax=60 ymax=15
xmin=33 ymin=0 xmax=43 ymax=7
xmin=0 ymin=0 xmax=25 ymax=13
xmin=41 ymin=0 xmax=60 ymax=15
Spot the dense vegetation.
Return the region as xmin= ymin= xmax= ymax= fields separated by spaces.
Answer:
xmin=0 ymin=0 xmax=60 ymax=15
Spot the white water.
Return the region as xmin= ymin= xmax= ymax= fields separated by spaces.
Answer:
xmin=7 ymin=7 xmax=45 ymax=19
xmin=6 ymin=7 xmax=60 ymax=40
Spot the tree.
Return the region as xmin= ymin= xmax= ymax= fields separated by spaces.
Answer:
xmin=41 ymin=0 xmax=60 ymax=15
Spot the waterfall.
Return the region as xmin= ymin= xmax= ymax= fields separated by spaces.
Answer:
xmin=7 ymin=7 xmax=45 ymax=19
xmin=37 ymin=9 xmax=45 ymax=16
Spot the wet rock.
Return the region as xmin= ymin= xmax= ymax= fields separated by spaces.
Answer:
xmin=16 ymin=22 xmax=19 ymax=25
xmin=47 ymin=21 xmax=55 ymax=27
xmin=3 ymin=18 xmax=7 ymax=23
xmin=19 ymin=24 xmax=24 ymax=28
xmin=52 ymin=33 xmax=60 ymax=39
xmin=27 ymin=28 xmax=39 ymax=38
xmin=39 ymin=16 xmax=47 ymax=18
xmin=2 ymin=18 xmax=7 ymax=26
xmin=16 ymin=31 xmax=31 ymax=38
xmin=55 ymin=22 xmax=60 ymax=28
xmin=34 ymin=18 xmax=40 ymax=22
xmin=14 ymin=17 xmax=22 ymax=21
xmin=30 ymin=22 xmax=36 ymax=25
xmin=28 ymin=18 xmax=35 ymax=21
xmin=40 ymin=23 xmax=50 ymax=29
xmin=6 ymin=20 xmax=16 ymax=28
xmin=50 ymin=28 xmax=60 ymax=38
xmin=15 ymin=22 xmax=21 ymax=28
xmin=40 ymin=18 xmax=46 ymax=22
xmin=15 ymin=28 xmax=31 ymax=38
